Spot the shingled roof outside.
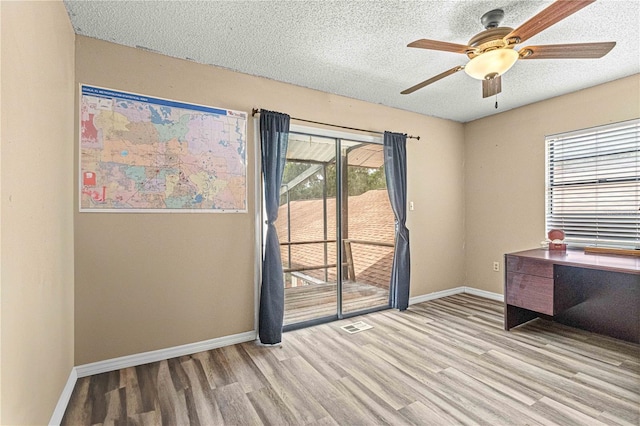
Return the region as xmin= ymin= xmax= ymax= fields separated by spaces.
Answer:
xmin=276 ymin=189 xmax=395 ymax=289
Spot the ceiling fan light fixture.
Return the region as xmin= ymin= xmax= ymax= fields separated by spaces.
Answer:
xmin=464 ymin=48 xmax=519 ymax=80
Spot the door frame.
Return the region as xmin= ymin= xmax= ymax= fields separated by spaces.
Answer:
xmin=255 ymin=124 xmax=390 ymax=332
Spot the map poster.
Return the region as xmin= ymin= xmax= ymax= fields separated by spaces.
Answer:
xmin=79 ymin=84 xmax=248 ymax=212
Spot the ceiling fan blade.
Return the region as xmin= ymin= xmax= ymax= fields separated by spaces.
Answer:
xmin=519 ymin=42 xmax=616 ymax=59
xmin=482 ymin=75 xmax=502 ymax=98
xmin=505 ymin=0 xmax=595 ymax=44
xmin=401 ymin=66 xmax=464 ymax=95
xmin=407 ymin=39 xmax=470 ymax=54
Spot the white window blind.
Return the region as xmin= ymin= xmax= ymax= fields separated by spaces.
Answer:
xmin=545 ymin=119 xmax=639 ymax=249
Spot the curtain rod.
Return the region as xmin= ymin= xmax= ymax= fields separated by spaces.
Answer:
xmin=251 ymin=108 xmax=420 ymax=140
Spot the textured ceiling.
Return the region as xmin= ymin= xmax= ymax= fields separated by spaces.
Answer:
xmin=64 ymin=0 xmax=640 ymax=123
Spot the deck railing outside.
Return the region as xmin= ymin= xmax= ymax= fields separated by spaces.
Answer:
xmin=280 ymin=239 xmax=393 ymax=283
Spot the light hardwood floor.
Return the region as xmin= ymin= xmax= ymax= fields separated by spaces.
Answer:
xmin=62 ymin=294 xmax=640 ymax=425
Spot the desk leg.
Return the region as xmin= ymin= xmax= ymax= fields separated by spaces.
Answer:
xmin=504 ymin=304 xmax=539 ymax=330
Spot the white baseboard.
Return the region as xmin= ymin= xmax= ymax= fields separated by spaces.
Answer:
xmin=409 ymin=286 xmax=465 ymax=305
xmin=75 ymin=330 xmax=257 ymax=378
xmin=49 ymin=368 xmax=78 ymax=426
xmin=409 ymin=286 xmax=503 ymax=305
xmin=463 ymin=286 xmax=504 ymax=302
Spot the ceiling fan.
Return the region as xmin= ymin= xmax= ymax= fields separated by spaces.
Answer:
xmin=401 ymin=0 xmax=616 ymax=99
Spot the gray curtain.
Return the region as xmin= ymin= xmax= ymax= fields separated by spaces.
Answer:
xmin=383 ymin=131 xmax=411 ymax=310
xmin=259 ymin=110 xmax=290 ymax=344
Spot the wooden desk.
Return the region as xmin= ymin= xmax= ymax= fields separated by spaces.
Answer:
xmin=504 ymin=248 xmax=640 ymax=343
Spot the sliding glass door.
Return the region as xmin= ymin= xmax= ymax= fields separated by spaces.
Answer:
xmin=279 ymin=134 xmax=339 ymax=325
xmin=341 ymin=142 xmax=394 ymax=315
xmin=276 ymin=129 xmax=393 ymax=328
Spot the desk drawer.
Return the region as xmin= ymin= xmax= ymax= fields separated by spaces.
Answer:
xmin=506 ymin=256 xmax=554 ymax=278
xmin=506 ymin=272 xmax=554 ymax=315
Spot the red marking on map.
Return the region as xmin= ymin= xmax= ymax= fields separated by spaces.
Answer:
xmin=83 ymin=171 xmax=96 ymax=186
xmin=81 ymin=114 xmax=98 ymax=142
xmin=82 ymin=186 xmax=106 ymax=203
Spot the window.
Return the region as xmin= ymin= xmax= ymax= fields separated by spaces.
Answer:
xmin=545 ymin=119 xmax=639 ymax=249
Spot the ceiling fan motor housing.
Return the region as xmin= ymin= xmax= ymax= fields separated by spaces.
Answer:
xmin=466 ymin=27 xmax=515 ymax=58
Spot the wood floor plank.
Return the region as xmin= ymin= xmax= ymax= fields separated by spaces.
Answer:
xmin=620 ymin=358 xmax=640 ymax=374
xmin=282 ymin=329 xmax=349 ymax=382
xmin=190 ymin=350 xmax=219 ymax=390
xmin=493 ymin=333 xmax=640 ymax=393
xmin=573 ymin=371 xmax=640 ymax=402
xmin=105 ymin=387 xmax=126 ymax=422
xmin=120 ymin=367 xmax=144 ymax=417
xmin=126 ymin=410 xmax=161 ymax=426
xmin=203 ymin=349 xmax=237 ymax=388
xmin=181 ymin=358 xmax=224 ymax=425
xmin=313 ymin=331 xmax=418 ymax=411
xmin=62 ymin=294 xmax=640 ymax=426
xmin=398 ymin=400 xmax=467 ymax=426
xmin=241 ymin=342 xmax=330 ymax=423
xmin=245 ymin=385 xmax=301 ymax=426
xmin=61 ymin=377 xmax=93 ymax=425
xmin=305 ymin=415 xmax=341 ymax=426
xmin=88 ymin=372 xmax=111 ymax=425
xmin=415 ymin=368 xmax=515 ymax=425
xmin=333 ymin=376 xmax=413 ymax=426
xmin=598 ymin=409 xmax=639 ymax=426
xmin=483 ymin=349 xmax=631 ymax=419
xmin=440 ymin=367 xmax=554 ymax=426
xmin=213 ymin=382 xmax=263 ymax=426
xmin=282 ymin=355 xmax=382 ymax=425
xmin=395 ymin=369 xmax=488 ymax=425
xmin=524 ymin=321 xmax=638 ymax=363
xmin=532 ymin=395 xmax=607 ymax=426
xmin=134 ymin=363 xmax=160 ymax=413
xmin=217 ymin=344 xmax=269 ymax=393
xmin=429 ymin=346 xmax=544 ymax=406
xmin=155 ymin=361 xmax=190 ymax=425
xmin=182 ymin=387 xmax=202 ymax=426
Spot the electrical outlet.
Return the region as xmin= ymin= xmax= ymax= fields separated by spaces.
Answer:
xmin=493 ymin=261 xmax=500 ymax=272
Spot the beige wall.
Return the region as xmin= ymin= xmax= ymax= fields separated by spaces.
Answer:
xmin=0 ymin=3 xmax=636 ymax=418
xmin=74 ymin=37 xmax=466 ymax=364
xmin=464 ymin=74 xmax=640 ymax=294
xmin=0 ymin=1 xmax=76 ymax=424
